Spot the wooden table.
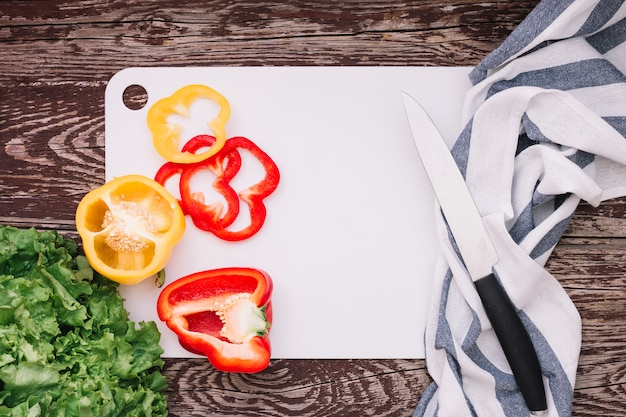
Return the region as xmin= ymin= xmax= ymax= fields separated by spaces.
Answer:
xmin=1 ymin=1 xmax=624 ymax=415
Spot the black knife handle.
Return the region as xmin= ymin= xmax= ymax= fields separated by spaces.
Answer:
xmin=474 ymin=273 xmax=547 ymax=414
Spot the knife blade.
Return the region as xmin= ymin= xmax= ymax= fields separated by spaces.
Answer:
xmin=401 ymin=92 xmax=547 ymax=415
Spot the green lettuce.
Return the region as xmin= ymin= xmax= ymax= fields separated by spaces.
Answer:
xmin=0 ymin=226 xmax=168 ymax=416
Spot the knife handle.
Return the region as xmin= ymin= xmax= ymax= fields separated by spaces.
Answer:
xmin=474 ymin=273 xmax=547 ymax=414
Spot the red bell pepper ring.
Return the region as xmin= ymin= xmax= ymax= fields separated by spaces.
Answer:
xmin=181 ymin=135 xmax=280 ymax=241
xmin=154 ymin=162 xmax=190 ymax=215
xmin=154 ymin=134 xmax=242 ymax=229
xmin=157 ymin=267 xmax=273 ymax=373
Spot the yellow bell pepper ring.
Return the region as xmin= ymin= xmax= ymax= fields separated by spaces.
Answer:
xmin=75 ymin=174 xmax=186 ymax=285
xmin=147 ymin=84 xmax=231 ymax=164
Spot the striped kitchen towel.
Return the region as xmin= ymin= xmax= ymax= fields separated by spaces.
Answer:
xmin=414 ymin=0 xmax=626 ymax=416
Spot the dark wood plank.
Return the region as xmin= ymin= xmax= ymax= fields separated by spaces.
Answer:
xmin=567 ymin=199 xmax=626 ymax=237
xmin=550 ymin=238 xmax=626 ymax=415
xmin=0 ymin=84 xmax=104 ymax=227
xmin=163 ymin=358 xmax=431 ymax=416
xmin=0 ymin=0 xmax=538 ymax=81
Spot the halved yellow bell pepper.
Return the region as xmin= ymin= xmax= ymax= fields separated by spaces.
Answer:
xmin=75 ymin=174 xmax=185 ymax=285
xmin=147 ymin=84 xmax=231 ymax=164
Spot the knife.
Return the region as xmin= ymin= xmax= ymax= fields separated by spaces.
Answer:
xmin=401 ymin=92 xmax=547 ymax=415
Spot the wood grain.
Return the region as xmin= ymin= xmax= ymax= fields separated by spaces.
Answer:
xmin=163 ymin=359 xmax=431 ymax=416
xmin=0 ymin=0 xmax=537 ymax=81
xmin=3 ymin=1 xmax=626 ymax=415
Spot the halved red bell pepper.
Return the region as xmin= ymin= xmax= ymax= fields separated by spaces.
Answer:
xmin=181 ymin=135 xmax=280 ymax=241
xmin=154 ymin=134 xmax=242 ymax=230
xmin=157 ymin=267 xmax=273 ymax=373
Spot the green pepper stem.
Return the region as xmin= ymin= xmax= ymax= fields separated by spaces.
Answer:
xmin=155 ymin=269 xmax=166 ymax=287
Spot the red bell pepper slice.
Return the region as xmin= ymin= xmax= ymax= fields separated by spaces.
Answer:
xmin=154 ymin=134 xmax=242 ymax=230
xmin=157 ymin=267 xmax=273 ymax=373
xmin=154 ymin=162 xmax=190 ymax=215
xmin=180 ymin=135 xmax=280 ymax=241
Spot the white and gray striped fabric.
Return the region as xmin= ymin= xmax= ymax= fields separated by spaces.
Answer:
xmin=414 ymin=0 xmax=626 ymax=416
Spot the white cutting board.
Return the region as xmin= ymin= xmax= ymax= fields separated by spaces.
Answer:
xmin=105 ymin=66 xmax=472 ymax=359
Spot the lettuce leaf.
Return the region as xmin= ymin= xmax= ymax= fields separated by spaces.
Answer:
xmin=0 ymin=226 xmax=168 ymax=416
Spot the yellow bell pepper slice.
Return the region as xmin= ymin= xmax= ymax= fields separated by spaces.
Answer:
xmin=147 ymin=84 xmax=231 ymax=164
xmin=75 ymin=174 xmax=186 ymax=285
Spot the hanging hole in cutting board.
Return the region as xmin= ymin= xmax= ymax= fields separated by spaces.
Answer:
xmin=122 ymin=84 xmax=148 ymax=110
